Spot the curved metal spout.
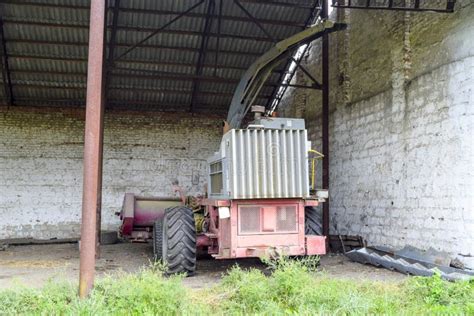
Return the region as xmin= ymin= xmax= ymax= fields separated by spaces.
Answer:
xmin=226 ymin=20 xmax=346 ymax=129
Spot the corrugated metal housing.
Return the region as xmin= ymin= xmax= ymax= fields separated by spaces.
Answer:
xmin=208 ymin=123 xmax=310 ymax=199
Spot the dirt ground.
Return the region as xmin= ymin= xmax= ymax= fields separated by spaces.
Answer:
xmin=0 ymin=242 xmax=406 ymax=290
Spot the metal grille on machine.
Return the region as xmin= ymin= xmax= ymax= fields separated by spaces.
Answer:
xmin=228 ymin=129 xmax=310 ymax=199
xmin=239 ymin=205 xmax=297 ymax=234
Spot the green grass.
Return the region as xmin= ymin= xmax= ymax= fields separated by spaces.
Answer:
xmin=0 ymin=258 xmax=472 ymax=315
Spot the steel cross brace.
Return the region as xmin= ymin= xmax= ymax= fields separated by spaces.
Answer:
xmin=332 ymin=0 xmax=456 ymax=13
xmin=233 ymin=0 xmax=322 ymax=106
xmin=191 ymin=0 xmax=216 ymax=112
xmin=105 ymin=0 xmax=120 ymax=108
xmin=113 ymin=0 xmax=205 ymax=62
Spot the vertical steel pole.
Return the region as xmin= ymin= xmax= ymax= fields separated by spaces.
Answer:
xmin=79 ymin=0 xmax=106 ymax=298
xmin=321 ymin=0 xmax=330 ymax=239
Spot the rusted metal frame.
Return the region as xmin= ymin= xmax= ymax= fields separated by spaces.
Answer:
xmin=1 ymin=18 xmax=279 ymax=43
xmin=331 ymin=0 xmax=456 ymax=13
xmin=265 ymin=1 xmax=321 ymax=110
xmin=190 ymin=0 xmax=216 ymax=112
xmin=93 ymin=0 xmax=112 ymax=257
xmin=214 ymin=0 xmax=223 ymax=77
xmin=94 ymin=0 xmax=119 ymax=257
xmin=79 ymin=0 xmax=106 ymax=298
xmin=0 ymin=0 xmax=308 ymax=28
xmin=114 ymin=0 xmax=205 ymax=62
xmin=321 ymin=0 xmax=330 ymax=240
xmin=5 ymin=38 xmax=262 ymax=58
xmin=0 ymin=17 xmax=13 ymax=106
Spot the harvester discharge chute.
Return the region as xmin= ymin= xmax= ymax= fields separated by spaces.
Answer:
xmin=227 ymin=20 xmax=347 ymax=129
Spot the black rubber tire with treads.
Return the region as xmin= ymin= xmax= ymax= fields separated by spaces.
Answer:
xmin=162 ymin=206 xmax=196 ymax=275
xmin=153 ymin=219 xmax=164 ymax=261
xmin=305 ymin=206 xmax=323 ymax=235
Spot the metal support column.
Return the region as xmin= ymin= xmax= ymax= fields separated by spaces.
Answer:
xmin=79 ymin=0 xmax=107 ymax=298
xmin=321 ymin=0 xmax=330 ymax=239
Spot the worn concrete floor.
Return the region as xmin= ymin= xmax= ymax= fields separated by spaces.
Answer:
xmin=0 ymin=242 xmax=406 ymax=290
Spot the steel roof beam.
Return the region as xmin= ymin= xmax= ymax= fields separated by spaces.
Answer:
xmin=11 ymin=69 xmax=237 ymax=83
xmin=14 ymin=97 xmax=229 ymax=110
xmin=0 ymin=17 xmax=13 ymax=106
xmin=190 ymin=0 xmax=215 ymax=112
xmin=10 ymin=69 xmax=284 ymax=88
xmin=11 ymin=83 xmax=274 ymax=98
xmin=8 ymin=54 xmax=287 ymax=73
xmin=105 ymin=0 xmax=121 ymax=108
xmin=4 ymin=39 xmax=263 ymax=58
xmin=213 ymin=0 xmax=223 ymax=76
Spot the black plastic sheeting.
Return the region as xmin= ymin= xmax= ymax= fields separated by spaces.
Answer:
xmin=346 ymin=247 xmax=474 ymax=281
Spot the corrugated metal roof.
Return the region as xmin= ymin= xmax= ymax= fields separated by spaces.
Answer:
xmin=0 ymin=0 xmax=319 ymax=115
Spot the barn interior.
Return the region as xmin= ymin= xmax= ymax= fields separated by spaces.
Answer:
xmin=0 ymin=0 xmax=473 ymax=291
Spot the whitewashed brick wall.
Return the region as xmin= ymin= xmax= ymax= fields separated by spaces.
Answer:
xmin=279 ymin=2 xmax=474 ymax=256
xmin=0 ymin=108 xmax=222 ymax=240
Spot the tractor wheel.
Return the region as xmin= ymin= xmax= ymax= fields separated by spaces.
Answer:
xmin=162 ymin=206 xmax=196 ymax=275
xmin=305 ymin=206 xmax=323 ymax=235
xmin=153 ymin=219 xmax=164 ymax=261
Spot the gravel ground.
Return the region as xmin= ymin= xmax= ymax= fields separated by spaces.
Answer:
xmin=0 ymin=242 xmax=406 ymax=290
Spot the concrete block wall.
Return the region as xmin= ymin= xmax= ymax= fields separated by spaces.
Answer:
xmin=279 ymin=1 xmax=474 ymax=256
xmin=0 ymin=107 xmax=222 ymax=240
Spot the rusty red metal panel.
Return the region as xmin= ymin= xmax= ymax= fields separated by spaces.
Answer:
xmin=79 ymin=0 xmax=107 ymax=298
xmin=306 ymin=235 xmax=326 ymax=255
xmin=207 ymin=198 xmax=315 ymax=259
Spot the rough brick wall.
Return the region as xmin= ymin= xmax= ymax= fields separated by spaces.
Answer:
xmin=0 ymin=107 xmax=222 ymax=240
xmin=279 ymin=1 xmax=474 ymax=256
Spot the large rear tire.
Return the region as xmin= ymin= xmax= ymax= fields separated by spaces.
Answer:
xmin=153 ymin=219 xmax=164 ymax=261
xmin=305 ymin=206 xmax=323 ymax=235
xmin=162 ymin=206 xmax=196 ymax=275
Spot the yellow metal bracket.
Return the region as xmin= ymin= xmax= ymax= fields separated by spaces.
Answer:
xmin=308 ymin=149 xmax=324 ymax=190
